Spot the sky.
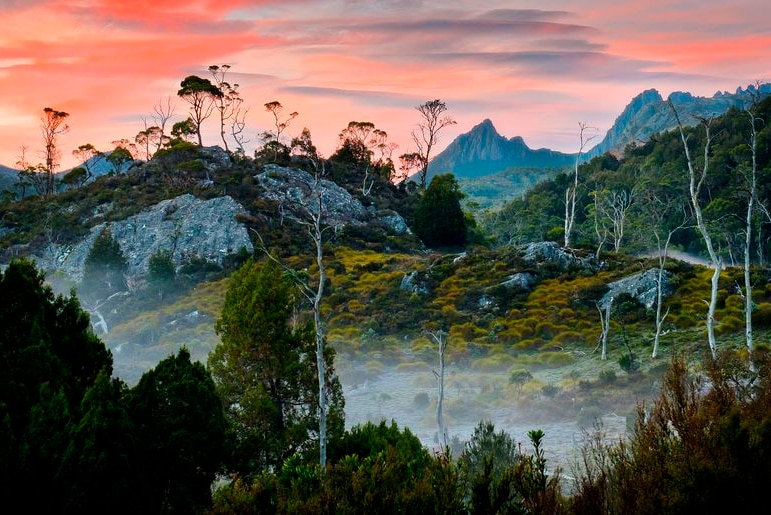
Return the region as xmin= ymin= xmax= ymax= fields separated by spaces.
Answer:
xmin=1 ymin=0 xmax=770 ymax=170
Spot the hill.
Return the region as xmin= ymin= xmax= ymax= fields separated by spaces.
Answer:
xmin=1 ymin=115 xmax=768 ymax=459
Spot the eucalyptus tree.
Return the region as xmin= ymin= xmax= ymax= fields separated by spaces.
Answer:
xmin=177 ymin=75 xmax=223 ymax=146
xmin=251 ymin=156 xmax=342 ymax=472
xmin=208 ymin=64 xmax=242 ymax=152
xmin=564 ymin=122 xmax=597 ymax=248
xmin=670 ymin=100 xmax=721 ymax=358
xmin=41 ymin=107 xmax=70 ymax=197
xmin=409 ymin=99 xmax=456 ymax=190
xmin=71 ymin=143 xmax=103 ymax=184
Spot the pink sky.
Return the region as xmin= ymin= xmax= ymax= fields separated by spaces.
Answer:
xmin=1 ymin=0 xmax=770 ymax=170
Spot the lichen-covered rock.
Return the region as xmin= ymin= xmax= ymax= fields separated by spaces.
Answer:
xmin=36 ymin=194 xmax=252 ymax=282
xmin=599 ymin=268 xmax=674 ymax=309
xmin=520 ymin=241 xmax=595 ymax=270
xmin=256 ymin=164 xmax=368 ymax=227
xmin=499 ymin=272 xmax=536 ymax=292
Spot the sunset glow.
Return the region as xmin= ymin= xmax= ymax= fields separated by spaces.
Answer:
xmin=1 ymin=0 xmax=769 ymax=169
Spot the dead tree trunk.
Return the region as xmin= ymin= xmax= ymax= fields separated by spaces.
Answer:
xmin=429 ymin=330 xmax=448 ymax=448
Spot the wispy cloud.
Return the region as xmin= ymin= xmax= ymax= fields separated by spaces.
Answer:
xmin=0 ymin=0 xmax=769 ymax=167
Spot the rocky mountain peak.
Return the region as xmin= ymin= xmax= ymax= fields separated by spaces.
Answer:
xmin=428 ymin=119 xmax=574 ymax=180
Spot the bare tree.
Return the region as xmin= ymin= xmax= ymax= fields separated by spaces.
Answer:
xmin=564 ymin=122 xmax=598 ymax=248
xmin=209 ymin=64 xmax=242 ymax=152
xmin=40 ymin=107 xmax=70 ymax=197
xmin=428 ymin=329 xmax=448 ymax=447
xmin=230 ymin=105 xmax=250 ymax=154
xmin=151 ymin=97 xmax=176 ymax=153
xmin=669 ymin=101 xmax=721 ymax=358
xmin=598 ymin=189 xmax=634 ymax=253
xmin=589 ymin=190 xmax=609 ymax=259
xmin=411 ymin=99 xmax=456 ymax=190
xmin=644 ymin=197 xmax=689 ymax=359
xmin=595 ymin=300 xmax=612 ymax=360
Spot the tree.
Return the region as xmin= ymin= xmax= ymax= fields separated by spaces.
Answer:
xmin=58 ymin=372 xmax=138 ymax=514
xmin=262 ymin=101 xmax=298 ymax=160
xmin=169 ymin=117 xmax=198 ymax=146
xmin=148 ymin=249 xmax=176 ymax=298
xmin=177 ymin=75 xmax=223 ymax=146
xmin=41 ymin=107 xmax=70 ymax=197
xmin=670 ymin=101 xmax=722 ymax=358
xmin=81 ymin=227 xmax=128 ymax=302
xmin=740 ymin=97 xmax=764 ymax=369
xmin=638 ymin=184 xmax=689 ymax=359
xmin=413 ymin=173 xmax=467 ymax=248
xmin=0 ymin=259 xmax=112 ymax=507
xmin=128 ymin=348 xmax=226 ymax=514
xmin=134 ymin=123 xmax=163 ymax=161
xmin=150 ymin=97 xmax=176 ymax=155
xmin=210 ymin=259 xmax=343 ymax=474
xmin=564 ymin=122 xmax=598 ymax=248
xmin=71 ymin=143 xmax=103 ymax=185
xmin=410 ymin=99 xmax=456 ymax=190
xmin=105 ymin=143 xmax=134 ymax=174
xmin=251 ymin=162 xmax=342 ymax=472
xmin=209 ymin=64 xmax=242 ymax=152
xmin=428 ymin=329 xmax=448 ymax=447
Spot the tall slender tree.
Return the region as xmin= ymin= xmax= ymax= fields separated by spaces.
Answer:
xmin=410 ymin=99 xmax=456 ymax=190
xmin=177 ymin=75 xmax=222 ymax=146
xmin=40 ymin=107 xmax=70 ymax=197
xmin=564 ymin=122 xmax=597 ymax=248
xmin=670 ymin=101 xmax=721 ymax=358
xmin=208 ymin=64 xmax=242 ymax=152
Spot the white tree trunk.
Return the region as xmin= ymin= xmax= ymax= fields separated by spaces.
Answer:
xmin=670 ymin=103 xmax=720 ymax=358
xmin=430 ymin=330 xmax=448 ymax=448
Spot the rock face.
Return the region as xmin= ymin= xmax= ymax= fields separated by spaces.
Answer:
xmin=599 ymin=268 xmax=674 ymax=310
xmin=37 ymin=194 xmax=253 ymax=282
xmin=590 ymin=83 xmax=771 ymax=157
xmin=428 ymin=119 xmax=575 ymax=180
xmin=256 ymin=164 xmax=410 ymax=233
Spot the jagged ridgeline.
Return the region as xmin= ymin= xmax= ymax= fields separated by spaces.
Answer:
xmin=484 ymin=94 xmax=771 ymax=255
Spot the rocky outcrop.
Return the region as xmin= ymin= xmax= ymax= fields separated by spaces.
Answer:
xmin=36 ymin=194 xmax=253 ymax=282
xmin=599 ymin=268 xmax=674 ymax=310
xmin=256 ymin=164 xmax=410 ymax=234
xmin=520 ymin=241 xmax=595 ymax=271
xmin=499 ymin=272 xmax=536 ymax=292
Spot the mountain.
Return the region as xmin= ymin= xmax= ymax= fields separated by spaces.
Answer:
xmin=427 ymin=119 xmax=576 ymax=181
xmin=0 ymin=164 xmax=18 ymax=193
xmin=589 ymin=83 xmax=771 ymax=156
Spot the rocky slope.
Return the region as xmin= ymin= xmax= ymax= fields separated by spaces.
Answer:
xmin=589 ymin=83 xmax=771 ymax=156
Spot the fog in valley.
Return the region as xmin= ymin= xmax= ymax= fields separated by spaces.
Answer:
xmin=338 ymin=360 xmax=632 ymax=474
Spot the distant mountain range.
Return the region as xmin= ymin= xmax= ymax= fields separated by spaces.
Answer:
xmin=429 ymin=82 xmax=771 ymax=184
